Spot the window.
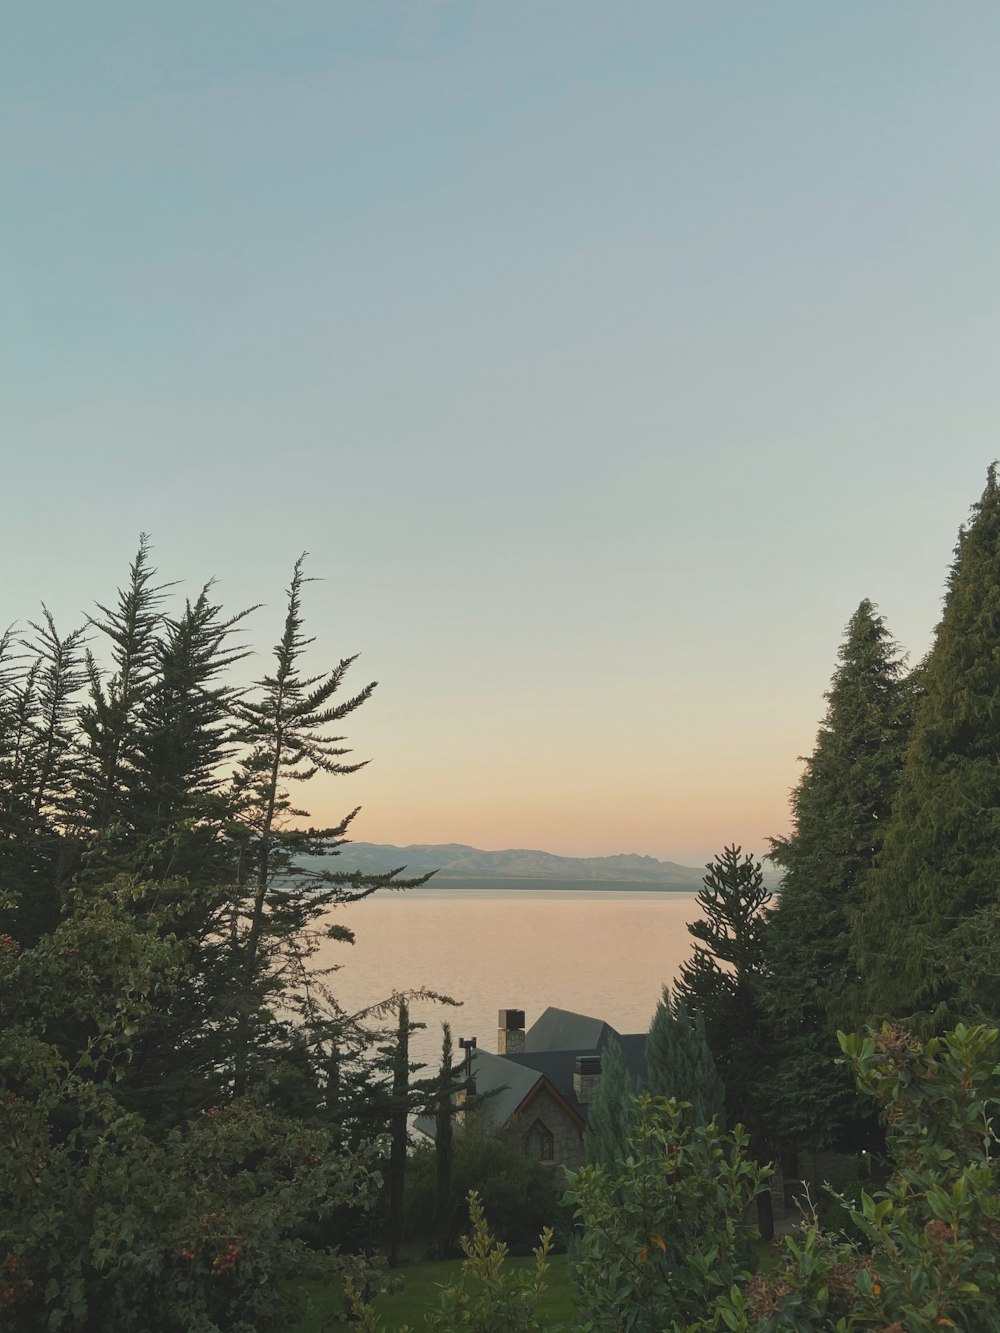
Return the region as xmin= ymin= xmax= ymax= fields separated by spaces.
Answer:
xmin=526 ymin=1119 xmax=554 ymax=1161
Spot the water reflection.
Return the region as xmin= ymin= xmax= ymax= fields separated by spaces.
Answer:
xmin=314 ymin=889 xmax=703 ymax=1072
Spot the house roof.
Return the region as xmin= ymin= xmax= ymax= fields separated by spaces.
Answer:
xmin=414 ymin=1009 xmax=649 ymax=1138
xmin=524 ymin=1006 xmax=619 ymax=1053
xmin=413 ymin=1048 xmax=543 ymax=1141
xmin=507 ymin=1034 xmax=647 ymax=1123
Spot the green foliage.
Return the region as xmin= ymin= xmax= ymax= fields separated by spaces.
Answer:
xmin=0 ymin=881 xmax=383 ymax=1332
xmin=761 ymin=599 xmax=912 ymax=1150
xmin=433 ymin=1023 xmax=457 ymax=1256
xmin=1 ymin=542 xmax=427 ymax=1123
xmin=0 ymin=545 xmax=443 ymax=1327
xmin=423 ymin=1192 xmax=557 ymax=1333
xmin=853 ymin=466 xmax=1000 ymax=1026
xmin=583 ymin=1034 xmax=641 ymax=1171
xmin=709 ymin=1022 xmax=1000 ymax=1331
xmin=348 ymin=1192 xmax=557 ymax=1333
xmin=675 ymin=846 xmax=771 ymax=1146
xmin=645 ymin=985 xmax=725 ymax=1127
xmin=406 ymin=1113 xmax=563 ymax=1256
xmin=567 ymin=1095 xmax=767 ymax=1332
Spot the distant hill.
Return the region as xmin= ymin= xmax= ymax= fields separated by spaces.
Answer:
xmin=321 ymin=842 xmax=710 ymax=887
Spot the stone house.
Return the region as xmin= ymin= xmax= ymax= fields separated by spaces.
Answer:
xmin=418 ymin=1005 xmax=647 ymax=1170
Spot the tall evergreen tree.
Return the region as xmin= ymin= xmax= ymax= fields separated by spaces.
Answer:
xmin=584 ymin=1035 xmax=641 ymax=1171
xmin=227 ymin=554 xmax=424 ymax=1096
xmin=434 ymin=1024 xmax=456 ymax=1258
xmin=76 ymin=536 xmax=167 ymax=842
xmin=645 ymin=985 xmax=724 ymax=1126
xmin=0 ymin=612 xmax=86 ymax=945
xmin=761 ymin=600 xmax=913 ymax=1149
xmin=854 ymin=466 xmax=1000 ymax=1026
xmin=125 ymin=584 xmax=254 ymax=883
xmin=386 ymin=999 xmax=411 ymax=1264
xmin=674 ymin=846 xmax=771 ymax=1147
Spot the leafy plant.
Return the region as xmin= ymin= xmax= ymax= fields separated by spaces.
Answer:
xmin=566 ymin=1094 xmax=767 ymax=1332
xmin=709 ymin=1022 xmax=1000 ymax=1331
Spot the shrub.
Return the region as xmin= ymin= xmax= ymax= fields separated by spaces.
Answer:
xmin=710 ymin=1022 xmax=1000 ymax=1331
xmin=565 ymin=1095 xmax=767 ymax=1332
xmin=0 ymin=882 xmax=383 ymax=1332
xmin=404 ymin=1115 xmax=563 ymax=1256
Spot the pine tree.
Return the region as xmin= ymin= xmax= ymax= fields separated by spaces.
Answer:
xmin=674 ymin=846 xmax=771 ymax=1147
xmin=761 ymin=600 xmax=912 ymax=1149
xmin=76 ymin=536 xmax=167 ymax=843
xmin=584 ymin=1036 xmax=641 ymax=1171
xmin=645 ymin=985 xmax=724 ymax=1126
xmin=227 ymin=554 xmax=425 ymax=1096
xmin=0 ymin=612 xmax=87 ymax=945
xmin=854 ymin=466 xmax=1000 ymax=1026
xmin=125 ymin=584 xmax=254 ymax=883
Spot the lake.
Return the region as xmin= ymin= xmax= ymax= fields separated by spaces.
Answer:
xmin=312 ymin=886 xmax=704 ymax=1072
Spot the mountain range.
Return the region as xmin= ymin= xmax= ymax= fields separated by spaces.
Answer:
xmin=333 ymin=842 xmax=711 ymax=887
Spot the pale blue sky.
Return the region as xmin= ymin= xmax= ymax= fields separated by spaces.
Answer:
xmin=4 ymin=3 xmax=999 ymax=864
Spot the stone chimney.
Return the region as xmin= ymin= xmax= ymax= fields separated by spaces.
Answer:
xmin=573 ymin=1054 xmax=601 ymax=1104
xmin=497 ymin=1009 xmax=525 ymax=1055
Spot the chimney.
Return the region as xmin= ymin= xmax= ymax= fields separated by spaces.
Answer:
xmin=574 ymin=1055 xmax=601 ymax=1104
xmin=498 ymin=1009 xmax=525 ymax=1055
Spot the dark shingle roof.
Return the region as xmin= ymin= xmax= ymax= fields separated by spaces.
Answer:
xmin=414 ymin=1010 xmax=648 ymax=1137
xmin=413 ymin=1049 xmax=543 ymax=1140
xmin=507 ymin=1034 xmax=646 ymax=1123
xmin=524 ymin=1006 xmax=618 ymax=1052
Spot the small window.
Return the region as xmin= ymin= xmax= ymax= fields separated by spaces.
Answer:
xmin=526 ymin=1119 xmax=554 ymax=1161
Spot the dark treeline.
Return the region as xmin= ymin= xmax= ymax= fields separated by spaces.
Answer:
xmin=667 ymin=466 xmax=1000 ymax=1168
xmin=0 ymin=543 xmax=450 ymax=1329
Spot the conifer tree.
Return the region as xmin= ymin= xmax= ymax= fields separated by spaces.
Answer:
xmin=761 ymin=600 xmax=912 ymax=1149
xmin=854 ymin=466 xmax=1000 ymax=1025
xmin=434 ymin=1024 xmax=456 ymax=1257
xmin=0 ymin=612 xmax=86 ymax=945
xmin=76 ymin=537 xmax=167 ymax=841
xmin=227 ymin=554 xmax=423 ymax=1095
xmin=386 ymin=999 xmax=411 ymax=1264
xmin=125 ymin=584 xmax=254 ymax=883
xmin=645 ymin=985 xmax=724 ymax=1126
xmin=675 ymin=846 xmax=771 ymax=1146
xmin=584 ymin=1035 xmax=641 ymax=1171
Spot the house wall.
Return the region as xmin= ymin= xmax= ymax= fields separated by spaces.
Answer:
xmin=512 ymin=1086 xmax=585 ymax=1169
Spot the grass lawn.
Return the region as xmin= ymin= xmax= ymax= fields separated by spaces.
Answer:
xmin=290 ymin=1253 xmax=573 ymax=1332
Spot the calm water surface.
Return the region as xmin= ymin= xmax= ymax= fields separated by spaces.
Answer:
xmin=314 ymin=888 xmax=704 ymax=1070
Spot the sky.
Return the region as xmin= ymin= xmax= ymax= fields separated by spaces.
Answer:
xmin=3 ymin=2 xmax=1000 ymax=867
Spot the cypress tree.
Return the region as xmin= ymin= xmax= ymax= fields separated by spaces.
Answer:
xmin=761 ymin=600 xmax=912 ymax=1149
xmin=434 ymin=1024 xmax=455 ymax=1256
xmin=584 ymin=1035 xmax=640 ymax=1171
xmin=854 ymin=466 xmax=1000 ymax=1026
xmin=76 ymin=536 xmax=167 ymax=842
xmin=386 ymin=999 xmax=410 ymax=1264
xmin=125 ymin=584 xmax=254 ymax=883
xmin=645 ymin=985 xmax=724 ymax=1126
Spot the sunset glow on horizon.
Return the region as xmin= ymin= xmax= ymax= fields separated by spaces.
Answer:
xmin=5 ymin=4 xmax=998 ymax=869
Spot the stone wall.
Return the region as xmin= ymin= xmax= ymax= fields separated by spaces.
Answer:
xmin=512 ymin=1085 xmax=585 ymax=1169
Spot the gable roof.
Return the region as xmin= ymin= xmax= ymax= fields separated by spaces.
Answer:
xmin=413 ymin=1010 xmax=649 ymax=1139
xmin=413 ymin=1048 xmax=543 ymax=1141
xmin=524 ymin=1006 xmax=619 ymax=1053
xmin=466 ymin=1048 xmax=545 ymax=1126
xmin=507 ymin=1034 xmax=647 ymax=1123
